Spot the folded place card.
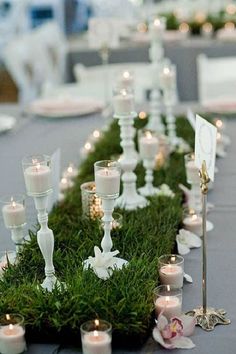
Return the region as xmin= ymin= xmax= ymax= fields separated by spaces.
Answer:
xmin=194 ymin=114 xmax=217 ymax=182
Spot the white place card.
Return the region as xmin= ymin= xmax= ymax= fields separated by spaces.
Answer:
xmin=195 ymin=114 xmax=217 ymax=182
xmin=186 ymin=108 xmax=196 ymax=130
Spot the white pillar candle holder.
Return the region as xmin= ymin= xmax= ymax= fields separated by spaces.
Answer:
xmin=0 ymin=314 xmax=26 ymax=354
xmin=147 ymin=17 xmax=166 ymax=133
xmin=113 ymin=88 xmax=148 ymax=210
xmin=22 ymin=155 xmax=62 ymax=292
xmin=1 ymin=195 xmax=26 ymax=254
xmin=84 ymin=160 xmax=128 ymax=278
xmin=138 ymin=129 xmax=160 ymax=196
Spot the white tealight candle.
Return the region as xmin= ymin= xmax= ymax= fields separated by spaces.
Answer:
xmin=159 ymin=264 xmax=183 ymax=288
xmin=95 ymin=169 xmax=120 ymax=197
xmin=2 ymin=200 xmax=26 ymax=228
xmin=183 ymin=213 xmax=202 ymax=236
xmin=0 ymin=324 xmax=26 ymax=354
xmin=113 ymin=90 xmax=134 ymax=116
xmin=155 ymin=296 xmax=182 ymax=320
xmin=139 ymin=132 xmax=159 ymax=160
xmin=160 ymin=67 xmax=175 ymax=91
xmin=185 ymin=160 xmax=199 ymax=184
xmin=118 ymin=71 xmax=134 ymax=90
xmin=149 ymin=18 xmax=165 ymax=40
xmin=24 ymin=163 xmax=51 ymax=195
xmin=82 ymin=330 xmax=111 ymax=354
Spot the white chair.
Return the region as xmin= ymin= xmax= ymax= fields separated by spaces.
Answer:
xmin=197 ymin=54 xmax=236 ymax=105
xmin=33 ymin=21 xmax=67 ymax=87
xmin=2 ymin=33 xmax=41 ymax=105
xmin=73 ymin=62 xmax=151 ymax=103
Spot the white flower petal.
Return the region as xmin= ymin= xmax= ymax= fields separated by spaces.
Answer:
xmin=180 ymin=315 xmax=196 ymax=337
xmin=177 ymin=238 xmax=190 ymax=255
xmin=157 ymin=314 xmax=169 ymax=330
xmin=184 ymin=273 xmax=193 ymax=283
xmin=179 ymin=229 xmax=201 ymax=248
xmin=152 ymin=327 xmax=174 ymax=349
xmin=171 ymin=336 xmax=195 ymax=349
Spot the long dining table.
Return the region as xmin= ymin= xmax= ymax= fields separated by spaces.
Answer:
xmin=0 ymin=103 xmax=235 ymax=353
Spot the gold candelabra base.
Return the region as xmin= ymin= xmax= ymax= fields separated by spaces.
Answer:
xmin=186 ymin=307 xmax=230 ymax=331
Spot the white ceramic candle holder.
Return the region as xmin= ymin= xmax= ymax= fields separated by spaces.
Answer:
xmin=147 ymin=17 xmax=166 ymax=133
xmin=138 ymin=129 xmax=160 ymax=196
xmin=22 ymin=155 xmax=62 ymax=292
xmin=1 ymin=195 xmax=26 ymax=255
xmin=84 ymin=160 xmax=128 ymax=279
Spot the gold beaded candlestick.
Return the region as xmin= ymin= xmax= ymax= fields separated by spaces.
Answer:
xmin=186 ymin=161 xmax=230 ymax=331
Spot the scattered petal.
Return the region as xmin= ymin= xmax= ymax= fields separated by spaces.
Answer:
xmin=171 ymin=336 xmax=195 ymax=349
xmin=180 ymin=315 xmax=196 ymax=337
xmin=158 ymin=314 xmax=169 ymax=331
xmin=153 ymin=327 xmax=174 ymax=349
xmin=184 ymin=273 xmax=193 ymax=283
xmin=176 ymin=238 xmax=190 ymax=255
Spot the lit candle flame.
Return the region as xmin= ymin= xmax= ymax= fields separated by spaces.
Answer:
xmin=163 ymin=67 xmax=170 ymax=75
xmin=9 ymin=324 xmax=14 ymax=331
xmin=85 ymin=142 xmax=92 ymax=150
xmin=216 ymin=119 xmax=223 ymax=129
xmin=139 ymin=111 xmax=147 ymax=120
xmin=171 ymin=256 xmax=176 ymax=263
xmin=191 ymin=214 xmax=198 ymax=221
xmin=202 ymin=22 xmax=213 ymax=33
xmin=94 ymin=319 xmax=99 ymax=328
xmin=167 ymin=285 xmax=170 ymax=292
xmin=146 ymin=131 xmax=152 ymax=139
xmin=94 ymin=330 xmax=99 ymax=337
xmin=36 ymin=163 xmax=41 ymax=172
xmin=179 ymin=22 xmax=189 ymax=33
xmin=61 ymin=177 xmax=67 ymax=185
xmin=123 ymin=71 xmax=130 ymax=79
xmin=6 ymin=314 xmax=10 ymax=321
xmin=166 ymin=296 xmax=170 ymax=302
xmin=154 ymin=18 xmax=161 ymax=27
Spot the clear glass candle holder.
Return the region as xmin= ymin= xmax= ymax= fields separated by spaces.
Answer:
xmin=158 ymin=254 xmax=184 ymax=288
xmin=1 ymin=195 xmax=26 ymax=229
xmin=184 ymin=153 xmax=199 ymax=184
xmin=0 ymin=313 xmax=26 ymax=354
xmin=80 ymin=319 xmax=112 ymax=354
xmin=154 ymin=285 xmax=182 ymax=321
xmin=182 ymin=208 xmax=202 ymax=236
xmin=22 ymin=155 xmax=52 ymax=196
xmin=112 ymin=86 xmax=135 ymax=116
xmin=138 ymin=129 xmax=159 ymax=160
xmin=80 ymin=181 xmax=103 ymax=220
xmin=94 ymin=160 xmax=121 ymax=199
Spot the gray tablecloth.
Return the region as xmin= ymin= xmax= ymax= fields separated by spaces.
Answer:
xmin=0 ymin=104 xmax=235 ymax=353
xmin=67 ymin=36 xmax=236 ymax=102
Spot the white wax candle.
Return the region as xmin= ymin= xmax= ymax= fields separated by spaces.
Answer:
xmin=0 ymin=325 xmax=26 ymax=354
xmin=149 ymin=19 xmax=165 ymax=40
xmin=183 ymin=214 xmax=202 ymax=236
xmin=2 ymin=202 xmax=26 ymax=228
xmin=159 ymin=265 xmax=183 ymax=288
xmin=113 ymin=91 xmax=134 ymax=116
xmin=160 ymin=67 xmax=175 ymax=91
xmin=95 ymin=169 xmax=120 ymax=196
xmin=82 ymin=330 xmax=111 ymax=354
xmin=24 ymin=164 xmax=51 ymax=194
xmin=118 ymin=71 xmax=134 ymax=90
xmin=186 ymin=160 xmax=199 ymax=184
xmin=155 ymin=296 xmax=181 ymax=320
xmin=139 ymin=133 xmax=158 ymax=160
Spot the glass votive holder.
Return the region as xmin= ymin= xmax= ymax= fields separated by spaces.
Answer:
xmin=154 ymin=285 xmax=182 ymax=321
xmin=22 ymin=155 xmax=52 ymax=196
xmin=94 ymin=160 xmax=121 ymax=199
xmin=184 ymin=153 xmax=199 ymax=184
xmin=138 ymin=129 xmax=159 ymax=161
xmin=80 ymin=319 xmax=112 ymax=354
xmin=116 ymin=70 xmax=134 ymax=91
xmin=158 ymin=254 xmax=184 ymax=288
xmin=182 ymin=208 xmax=202 ymax=236
xmin=80 ymin=181 xmax=103 ymax=220
xmin=112 ymin=86 xmax=135 ymax=116
xmin=0 ymin=313 xmax=26 ymax=354
xmin=1 ymin=195 xmax=26 ymax=229
xmin=100 ymin=212 xmax=123 ymax=231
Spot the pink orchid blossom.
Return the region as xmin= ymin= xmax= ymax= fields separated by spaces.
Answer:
xmin=153 ymin=313 xmax=196 ymax=349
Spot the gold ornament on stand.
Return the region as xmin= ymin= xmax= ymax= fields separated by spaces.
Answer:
xmin=186 ymin=161 xmax=231 ymax=331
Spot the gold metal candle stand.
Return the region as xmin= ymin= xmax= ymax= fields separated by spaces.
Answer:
xmin=186 ymin=161 xmax=230 ymax=331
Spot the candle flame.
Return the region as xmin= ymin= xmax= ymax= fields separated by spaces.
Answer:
xmin=123 ymin=71 xmax=130 ymax=79
xmin=192 ymin=214 xmax=198 ymax=221
xmin=216 ymin=119 xmax=223 ymax=129
xmin=67 ymin=166 xmax=73 ymax=173
xmin=154 ymin=18 xmax=161 ymax=27
xmin=202 ymin=22 xmax=213 ymax=32
xmin=93 ymin=130 xmax=100 ymax=138
xmin=94 ymin=319 xmax=99 ymax=328
xmin=9 ymin=324 xmax=14 ymax=331
xmin=171 ymin=256 xmax=176 ymax=263
xmin=146 ymin=131 xmax=152 ymax=139
xmin=121 ymin=89 xmax=127 ymax=97
xmin=167 ymin=285 xmax=170 ymax=292
xmin=85 ymin=142 xmax=92 ymax=150
xmin=12 ymin=201 xmax=16 ymax=208
xmin=179 ymin=22 xmax=189 ymax=33
xmin=36 ymin=163 xmax=41 ymax=171
xmin=166 ymin=296 xmax=170 ymax=302
xmin=163 ymin=67 xmax=170 ymax=75
xmin=6 ymin=314 xmax=10 ymax=321
xmin=94 ymin=330 xmax=99 ymax=337
xmin=139 ymin=111 xmax=147 ymax=120
xmin=61 ymin=177 xmax=67 ymax=185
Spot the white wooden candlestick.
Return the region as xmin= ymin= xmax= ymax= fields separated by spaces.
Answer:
xmin=114 ymin=113 xmax=148 ymax=210
xmin=147 ymin=35 xmax=165 ymax=133
xmin=139 ymin=159 xmax=159 ymax=197
xmin=101 ymin=199 xmax=115 ymax=253
xmin=33 ymin=193 xmax=59 ymax=292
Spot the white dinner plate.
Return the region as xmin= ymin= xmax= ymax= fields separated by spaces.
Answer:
xmin=28 ymin=97 xmax=104 ymax=118
xmin=0 ymin=115 xmax=16 ymax=134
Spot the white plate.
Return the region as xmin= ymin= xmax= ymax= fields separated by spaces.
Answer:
xmin=28 ymin=97 xmax=104 ymax=118
xmin=0 ymin=115 xmax=16 ymax=134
